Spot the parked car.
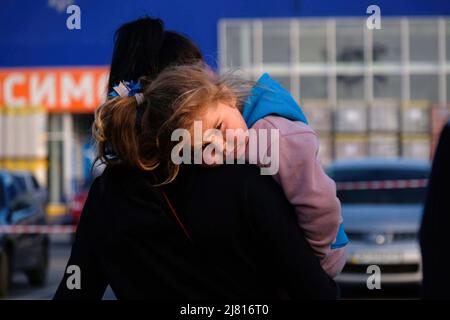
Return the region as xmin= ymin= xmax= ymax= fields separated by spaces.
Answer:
xmin=327 ymin=158 xmax=430 ymax=285
xmin=0 ymin=170 xmax=49 ymax=298
xmin=68 ymin=177 xmax=93 ymax=227
xmin=11 ymin=171 xmax=48 ymax=210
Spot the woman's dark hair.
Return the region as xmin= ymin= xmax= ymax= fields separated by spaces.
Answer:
xmin=107 ymin=17 xmax=203 ymax=92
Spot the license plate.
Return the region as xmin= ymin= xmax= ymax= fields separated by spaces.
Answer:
xmin=349 ymin=251 xmax=405 ymax=264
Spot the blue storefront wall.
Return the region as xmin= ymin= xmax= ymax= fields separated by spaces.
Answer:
xmin=1 ymin=0 xmax=449 ymax=68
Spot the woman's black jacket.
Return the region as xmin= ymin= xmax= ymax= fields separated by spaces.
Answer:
xmin=54 ymin=163 xmax=338 ymax=299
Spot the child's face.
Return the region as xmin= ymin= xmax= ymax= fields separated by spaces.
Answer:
xmin=194 ymin=101 xmax=249 ymax=165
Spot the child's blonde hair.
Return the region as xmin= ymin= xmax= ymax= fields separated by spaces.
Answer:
xmin=93 ymin=63 xmax=251 ymax=185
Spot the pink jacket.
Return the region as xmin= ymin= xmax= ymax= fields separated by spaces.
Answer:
xmin=249 ymin=115 xmax=347 ymax=278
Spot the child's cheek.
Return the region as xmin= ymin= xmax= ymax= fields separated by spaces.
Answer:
xmin=202 ymin=152 xmax=225 ymax=167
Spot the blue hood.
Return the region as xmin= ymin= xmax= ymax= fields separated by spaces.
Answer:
xmin=242 ymin=73 xmax=308 ymax=128
xmin=241 ymin=73 xmax=348 ymax=249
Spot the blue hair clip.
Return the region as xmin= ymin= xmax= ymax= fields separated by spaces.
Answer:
xmin=109 ymin=81 xmax=144 ymax=104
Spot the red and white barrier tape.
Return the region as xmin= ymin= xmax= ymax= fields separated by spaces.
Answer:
xmin=0 ymin=179 xmax=429 ymax=234
xmin=0 ymin=225 xmax=76 ymax=234
xmin=336 ymin=179 xmax=428 ymax=191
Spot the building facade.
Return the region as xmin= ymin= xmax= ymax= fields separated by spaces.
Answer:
xmin=220 ymin=17 xmax=450 ymax=164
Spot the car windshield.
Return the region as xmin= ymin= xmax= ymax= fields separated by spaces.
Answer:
xmin=13 ymin=175 xmax=27 ymax=193
xmin=328 ymin=167 xmax=430 ymax=204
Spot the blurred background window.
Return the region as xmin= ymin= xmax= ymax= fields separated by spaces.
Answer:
xmin=409 ymin=20 xmax=439 ymax=63
xmin=446 ymin=20 xmax=450 ymax=62
xmin=262 ymin=21 xmax=291 ymax=64
xmin=337 ymin=75 xmax=365 ymax=100
xmin=299 ymin=21 xmax=328 ymax=63
xmin=410 ymin=75 xmax=439 ymax=103
xmin=374 ymin=75 xmax=402 ymax=99
xmin=336 ymin=20 xmax=364 ymax=64
xmin=224 ymin=23 xmax=253 ymax=68
xmin=372 ymin=20 xmax=402 ymax=64
xmin=300 ymin=76 xmax=328 ymax=100
xmin=447 ymin=75 xmax=450 ymax=103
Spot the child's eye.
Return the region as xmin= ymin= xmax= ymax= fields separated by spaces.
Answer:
xmin=215 ymin=121 xmax=223 ymax=130
xmin=202 ymin=142 xmax=211 ymax=150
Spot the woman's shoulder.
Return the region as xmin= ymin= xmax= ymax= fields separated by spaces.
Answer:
xmin=90 ymin=165 xmax=161 ymax=205
xmin=186 ymin=164 xmax=279 ymax=201
xmin=192 ymin=163 xmax=263 ymax=184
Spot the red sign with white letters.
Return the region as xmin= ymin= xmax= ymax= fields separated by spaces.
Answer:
xmin=0 ymin=67 xmax=109 ymax=113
